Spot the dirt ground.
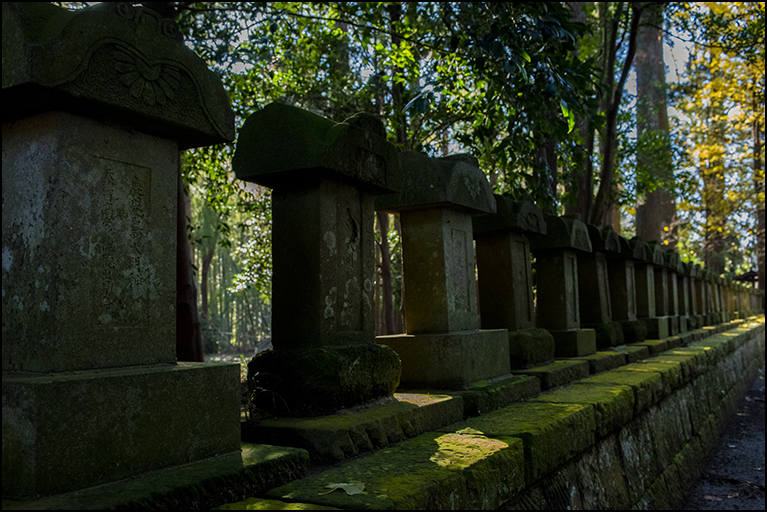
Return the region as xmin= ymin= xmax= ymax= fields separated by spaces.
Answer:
xmin=682 ymin=366 xmax=766 ymax=510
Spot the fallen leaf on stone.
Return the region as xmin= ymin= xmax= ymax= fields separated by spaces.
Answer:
xmin=728 ymin=493 xmax=739 ymax=498
xmin=704 ymin=495 xmax=723 ymax=502
xmin=318 ymin=483 xmax=365 ymax=496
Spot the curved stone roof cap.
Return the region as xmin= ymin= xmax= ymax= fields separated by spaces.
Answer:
xmin=472 ymin=194 xmax=546 ymax=236
xmin=587 ymin=224 xmax=621 ymax=253
xmin=619 ymin=236 xmax=644 ymax=260
xmin=529 ymin=215 xmax=592 ymax=253
xmin=630 ymin=238 xmax=665 ymax=265
xmin=233 ymin=102 xmax=398 ymax=194
xmin=662 ymin=250 xmax=684 ymax=273
xmin=2 ymin=2 xmax=234 ymax=149
xmin=374 ymin=151 xmax=495 ymax=214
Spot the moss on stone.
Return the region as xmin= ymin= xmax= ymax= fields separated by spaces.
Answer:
xmin=529 ymin=382 xmax=634 ymax=438
xmin=580 ymin=369 xmax=664 ymax=414
xmin=266 ymin=430 xmax=524 ymax=510
xmin=513 ymin=360 xmax=590 ymax=390
xmin=439 ymin=401 xmax=595 ymax=485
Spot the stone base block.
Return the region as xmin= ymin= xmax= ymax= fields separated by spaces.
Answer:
xmin=377 ymin=330 xmax=510 ymax=390
xmin=590 ymin=321 xmax=625 ymax=349
xmin=508 ymin=328 xmax=555 ymax=369
xmin=247 ymin=344 xmax=401 ymax=417
xmin=242 ymin=393 xmax=463 ymax=462
xmin=549 ymin=329 xmax=597 ymax=357
xmin=619 ymin=320 xmax=648 ymax=343
xmin=679 ymin=316 xmax=689 ymax=333
xmin=2 ymin=362 xmax=240 ymax=499
xmin=669 ymin=316 xmax=680 ymax=336
xmin=641 ymin=316 xmax=670 ymax=339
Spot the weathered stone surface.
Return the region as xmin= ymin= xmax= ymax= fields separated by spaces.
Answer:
xmin=534 ymin=251 xmax=583 ymax=331
xmin=514 ymin=360 xmax=591 ymax=390
xmin=472 ymin=193 xmax=546 ymax=236
xmin=529 ymin=382 xmax=635 ymax=438
xmin=377 ymin=330 xmax=510 ymax=390
xmin=3 ymin=362 xmax=240 ymax=498
xmin=507 ymin=328 xmax=556 ymax=369
xmin=548 ymin=328 xmax=598 ymax=357
xmin=233 ymin=103 xmax=397 ymax=194
xmin=375 ymin=151 xmax=495 ymax=214
xmin=397 ymin=208 xmax=482 ymax=333
xmin=3 ymin=2 xmax=234 ymax=148
xmin=267 ymin=429 xmax=524 ymax=510
xmin=476 ymin=231 xmax=537 ymax=332
xmin=6 ymin=443 xmax=310 ymax=511
xmin=242 ymin=393 xmax=463 ymax=461
xmin=247 ymin=345 xmax=402 ymax=417
xmin=529 ymin=215 xmax=592 ymax=253
xmin=443 ymin=401 xmax=596 ymax=485
xmin=3 ymin=112 xmax=177 ymax=373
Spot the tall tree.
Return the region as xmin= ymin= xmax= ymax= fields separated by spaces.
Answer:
xmin=635 ymin=2 xmax=676 ymax=248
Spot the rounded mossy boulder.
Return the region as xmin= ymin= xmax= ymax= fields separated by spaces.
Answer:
xmin=247 ymin=344 xmax=401 ymax=417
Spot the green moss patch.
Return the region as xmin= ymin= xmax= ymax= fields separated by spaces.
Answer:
xmin=629 ymin=339 xmax=668 ymax=355
xmin=613 ymin=360 xmax=683 ymax=396
xmin=513 ymin=360 xmax=589 ymax=390
xmin=266 ymin=430 xmax=524 ymax=510
xmin=6 ymin=443 xmax=309 ymax=510
xmin=571 ymin=351 xmax=626 ymax=374
xmin=439 ymin=401 xmax=595 ymax=485
xmin=580 ymin=369 xmax=664 ymax=414
xmin=446 ymin=375 xmax=541 ymax=417
xmin=215 ymin=498 xmax=339 ymax=510
xmin=529 ymin=383 xmax=634 ymax=438
xmin=243 ymin=394 xmax=463 ymax=462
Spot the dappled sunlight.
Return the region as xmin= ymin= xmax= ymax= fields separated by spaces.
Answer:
xmin=429 ymin=429 xmax=508 ymax=469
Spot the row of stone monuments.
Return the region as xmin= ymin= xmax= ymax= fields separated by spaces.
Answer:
xmin=2 ymin=1 xmax=764 ymax=502
xmin=234 ymin=102 xmax=765 ymax=419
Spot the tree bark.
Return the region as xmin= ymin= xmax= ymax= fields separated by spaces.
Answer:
xmin=753 ymin=92 xmax=765 ymax=304
xmin=176 ymin=156 xmax=204 ymax=362
xmin=376 ymin=211 xmax=395 ymax=334
xmin=635 ymin=2 xmax=676 ymax=248
xmin=590 ymin=2 xmax=642 ymax=228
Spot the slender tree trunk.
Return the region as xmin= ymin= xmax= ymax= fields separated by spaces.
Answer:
xmin=376 ymin=211 xmax=395 ymax=334
xmin=591 ymin=2 xmax=642 ymax=227
xmin=635 ymin=2 xmax=676 ymax=248
xmin=176 ymin=155 xmax=204 ymax=362
xmin=200 ymin=247 xmax=215 ymax=319
xmin=753 ymin=93 xmax=765 ymax=303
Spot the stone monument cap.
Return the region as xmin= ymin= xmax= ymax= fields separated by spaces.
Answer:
xmin=662 ymin=250 xmax=684 ymax=273
xmin=472 ymin=193 xmax=546 ymax=236
xmin=529 ymin=215 xmax=592 ymax=253
xmin=374 ymin=151 xmax=495 ymax=214
xmin=2 ymin=2 xmax=234 ymax=149
xmin=233 ymin=102 xmax=398 ymax=194
xmin=586 ymin=224 xmax=621 ymax=253
xmin=631 ymin=237 xmax=665 ymax=265
xmin=619 ymin=235 xmax=644 ymax=260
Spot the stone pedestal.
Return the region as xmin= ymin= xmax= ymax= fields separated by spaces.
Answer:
xmin=375 ymin=152 xmax=510 ymax=389
xmin=632 ymin=238 xmax=669 ymax=339
xmin=473 ymin=194 xmax=555 ymax=369
xmin=579 ymin=225 xmax=624 ymax=348
xmin=233 ymin=103 xmax=401 ymax=416
xmin=530 ymin=216 xmax=597 ymax=357
xmin=3 ymin=3 xmax=238 ymax=499
xmin=609 ymin=236 xmax=647 ymax=343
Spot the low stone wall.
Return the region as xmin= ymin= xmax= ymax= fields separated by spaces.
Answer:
xmin=235 ymin=317 xmax=764 ymax=510
xmin=502 ymin=317 xmax=766 ymax=509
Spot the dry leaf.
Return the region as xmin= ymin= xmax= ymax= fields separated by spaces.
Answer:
xmin=704 ymin=495 xmax=723 ymax=502
xmin=319 ymin=482 xmax=365 ymax=496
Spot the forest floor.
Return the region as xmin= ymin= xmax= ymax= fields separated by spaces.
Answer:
xmin=682 ymin=365 xmax=766 ymax=510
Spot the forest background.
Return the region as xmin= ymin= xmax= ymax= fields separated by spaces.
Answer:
xmin=61 ymin=2 xmax=767 ymax=360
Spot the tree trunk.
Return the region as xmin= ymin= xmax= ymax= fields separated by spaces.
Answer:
xmin=377 ymin=211 xmax=395 ymax=334
xmin=591 ymin=2 xmax=642 ymax=228
xmin=752 ymin=93 xmax=764 ymax=303
xmin=200 ymin=247 xmax=215 ymax=319
xmin=176 ymin=155 xmax=204 ymax=362
xmin=635 ymin=2 xmax=676 ymax=248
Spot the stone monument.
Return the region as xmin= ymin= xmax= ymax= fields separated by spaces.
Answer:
xmin=232 ymin=102 xmax=402 ymax=417
xmin=473 ymin=194 xmax=556 ymax=368
xmin=3 ymin=2 xmax=239 ymax=499
xmin=579 ymin=225 xmax=625 ymax=348
xmin=375 ymin=152 xmax=510 ymax=389
xmin=631 ymin=238 xmax=669 ymax=339
xmin=608 ymin=236 xmax=648 ymax=343
xmin=529 ymin=215 xmax=597 ymax=357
